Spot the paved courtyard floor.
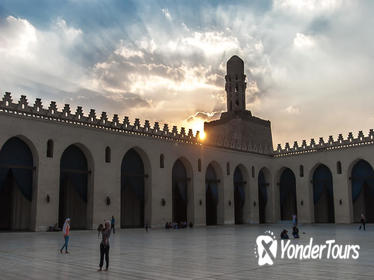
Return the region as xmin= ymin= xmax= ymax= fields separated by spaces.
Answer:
xmin=0 ymin=224 xmax=373 ymax=280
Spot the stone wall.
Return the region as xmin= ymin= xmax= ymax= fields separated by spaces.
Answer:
xmin=1 ymin=92 xmax=374 ymax=230
xmin=204 ymin=111 xmax=273 ymax=155
xmin=0 ymin=93 xmax=272 ymax=231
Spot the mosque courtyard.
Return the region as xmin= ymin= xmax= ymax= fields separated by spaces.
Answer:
xmin=0 ymin=224 xmax=373 ymax=280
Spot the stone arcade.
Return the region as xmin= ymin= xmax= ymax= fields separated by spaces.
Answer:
xmin=1 ymin=56 xmax=374 ymax=231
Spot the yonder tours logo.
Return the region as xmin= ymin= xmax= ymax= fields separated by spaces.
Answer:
xmin=254 ymin=231 xmax=360 ymax=266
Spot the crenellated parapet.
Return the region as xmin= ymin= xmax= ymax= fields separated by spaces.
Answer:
xmin=0 ymin=92 xmax=201 ymax=145
xmin=274 ymin=130 xmax=374 ymax=157
xmin=0 ymin=92 xmax=306 ymax=155
xmin=0 ymin=92 xmax=277 ymax=155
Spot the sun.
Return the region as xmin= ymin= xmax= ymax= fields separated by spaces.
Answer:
xmin=189 ymin=119 xmax=206 ymax=141
xmin=199 ymin=130 xmax=206 ymax=140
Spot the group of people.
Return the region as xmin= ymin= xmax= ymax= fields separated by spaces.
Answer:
xmin=58 ymin=212 xmax=368 ymax=272
xmin=59 ymin=216 xmax=116 ymax=272
xmin=280 ymin=226 xmax=299 ymax=240
xmin=280 ymin=214 xmax=300 ymax=240
xmin=280 ymin=212 xmax=368 ymax=239
xmin=47 ymin=223 xmax=60 ymax=232
xmin=164 ymin=221 xmax=193 ymax=229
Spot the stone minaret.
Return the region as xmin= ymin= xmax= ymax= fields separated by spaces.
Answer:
xmin=204 ymin=55 xmax=273 ymax=154
xmin=225 ymin=55 xmax=246 ymax=112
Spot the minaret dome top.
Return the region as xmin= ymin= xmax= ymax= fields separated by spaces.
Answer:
xmin=227 ymin=55 xmax=244 ymax=75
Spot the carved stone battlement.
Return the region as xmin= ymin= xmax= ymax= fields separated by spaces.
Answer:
xmin=12 ymin=92 xmax=367 ymax=156
xmin=274 ymin=130 xmax=374 ymax=157
xmin=0 ymin=92 xmax=277 ymax=155
xmin=0 ymin=92 xmax=201 ymax=145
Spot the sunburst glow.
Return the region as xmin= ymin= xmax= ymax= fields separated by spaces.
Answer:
xmin=1 ymin=0 xmax=372 ymax=146
xmin=188 ymin=119 xmax=206 ymax=140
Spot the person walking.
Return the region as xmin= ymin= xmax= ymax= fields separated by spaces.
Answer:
xmin=111 ymin=216 xmax=115 ymax=234
xmin=60 ymin=218 xmax=70 ymax=254
xmin=359 ymin=213 xmax=366 ymax=231
xmin=98 ymin=220 xmax=111 ymax=271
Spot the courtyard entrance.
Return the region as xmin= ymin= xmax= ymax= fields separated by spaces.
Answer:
xmin=0 ymin=137 xmax=34 ymax=230
xmin=234 ymin=166 xmax=246 ymax=224
xmin=172 ymin=159 xmax=189 ymax=223
xmin=279 ymin=168 xmax=297 ymax=221
xmin=205 ymin=164 xmax=218 ymax=225
xmin=258 ymin=169 xmax=268 ymax=224
xmin=59 ymin=145 xmax=89 ymax=229
xmin=313 ymin=164 xmax=335 ymax=223
xmin=121 ymin=148 xmax=146 ymax=228
xmin=351 ymin=160 xmax=374 ymax=222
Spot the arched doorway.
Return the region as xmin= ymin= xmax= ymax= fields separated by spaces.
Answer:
xmin=205 ymin=164 xmax=219 ymax=225
xmin=233 ymin=166 xmax=246 ymax=224
xmin=351 ymin=160 xmax=374 ymax=222
xmin=121 ymin=148 xmax=146 ymax=228
xmin=172 ymin=159 xmax=189 ymax=223
xmin=279 ymin=168 xmax=297 ymax=221
xmin=0 ymin=137 xmax=34 ymax=230
xmin=258 ymin=169 xmax=268 ymax=224
xmin=312 ymin=164 xmax=334 ymax=223
xmin=59 ymin=145 xmax=90 ymax=229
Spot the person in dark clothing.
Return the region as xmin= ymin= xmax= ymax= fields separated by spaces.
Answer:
xmin=97 ymin=224 xmax=103 ymax=238
xmin=280 ymin=229 xmax=289 ymax=240
xmin=111 ymin=216 xmax=115 ymax=234
xmin=292 ymin=226 xmax=299 ymax=238
xmin=359 ymin=213 xmax=366 ymax=231
xmin=98 ymin=221 xmax=111 ymax=272
xmin=145 ymin=223 xmax=149 ymax=232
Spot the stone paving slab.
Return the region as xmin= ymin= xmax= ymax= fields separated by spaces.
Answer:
xmin=0 ymin=224 xmax=373 ymax=280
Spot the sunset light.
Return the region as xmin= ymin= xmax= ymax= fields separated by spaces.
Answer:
xmin=199 ymin=130 xmax=206 ymax=141
xmin=1 ymin=1 xmax=374 ymax=279
xmin=188 ymin=118 xmax=206 ymax=140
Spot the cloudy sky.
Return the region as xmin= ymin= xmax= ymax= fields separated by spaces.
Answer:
xmin=0 ymin=0 xmax=373 ymax=147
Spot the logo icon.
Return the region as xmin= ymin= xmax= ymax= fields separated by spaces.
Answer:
xmin=255 ymin=231 xmax=277 ymax=266
xmin=254 ymin=231 xmax=360 ymax=266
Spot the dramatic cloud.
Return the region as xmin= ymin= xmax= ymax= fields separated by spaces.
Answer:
xmin=186 ymin=111 xmax=222 ymax=123
xmin=0 ymin=15 xmax=150 ymax=118
xmin=0 ymin=16 xmax=37 ymax=59
xmin=285 ymin=105 xmax=300 ymax=115
xmin=161 ymin=8 xmax=172 ymax=21
xmin=293 ymin=33 xmax=315 ymax=49
xmin=1 ymin=0 xmax=373 ymax=145
xmin=273 ymin=0 xmax=342 ymax=14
